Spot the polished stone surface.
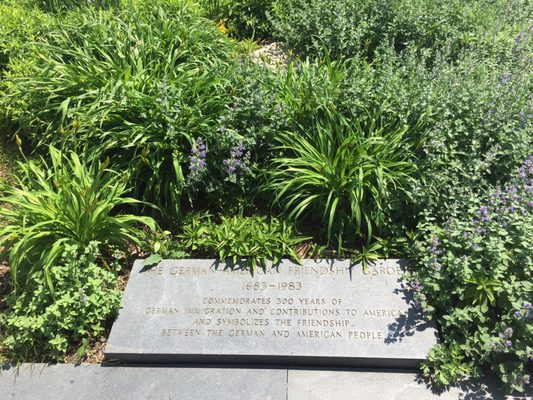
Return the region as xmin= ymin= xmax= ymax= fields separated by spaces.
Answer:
xmin=105 ymin=259 xmax=438 ymax=367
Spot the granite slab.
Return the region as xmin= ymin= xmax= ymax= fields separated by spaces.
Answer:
xmin=105 ymin=259 xmax=438 ymax=367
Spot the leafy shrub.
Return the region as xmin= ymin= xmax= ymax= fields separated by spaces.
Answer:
xmin=199 ymin=0 xmax=274 ymax=40
xmin=406 ymin=156 xmax=533 ymax=393
xmin=0 ymin=146 xmax=156 ymax=292
xmin=177 ymin=213 xmax=308 ymax=271
xmin=270 ymin=0 xmax=532 ymax=60
xmin=0 ymin=2 xmax=236 ymax=217
xmin=411 ymin=41 xmax=533 ymax=221
xmin=270 ymin=0 xmax=388 ymax=60
xmin=1 ymin=242 xmax=121 ymax=361
xmin=263 ymin=110 xmax=417 ymax=250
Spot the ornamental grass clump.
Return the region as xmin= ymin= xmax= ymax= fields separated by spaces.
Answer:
xmin=0 ymin=146 xmax=157 ymax=293
xmin=264 ymin=110 xmax=417 ymax=251
xmin=406 ymin=155 xmax=533 ymax=393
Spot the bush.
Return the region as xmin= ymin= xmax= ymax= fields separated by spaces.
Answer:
xmin=199 ymin=0 xmax=274 ymax=40
xmin=406 ymin=156 xmax=533 ymax=393
xmin=176 ymin=213 xmax=308 ymax=271
xmin=411 ymin=41 xmax=533 ymax=222
xmin=263 ymin=109 xmax=417 ymax=250
xmin=1 ymin=242 xmax=121 ymax=361
xmin=0 ymin=2 xmax=237 ymax=217
xmin=0 ymin=146 xmax=156 ymax=292
xmin=270 ymin=0 xmax=532 ymax=60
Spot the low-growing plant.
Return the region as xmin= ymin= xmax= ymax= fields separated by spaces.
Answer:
xmin=406 ymin=155 xmax=533 ymax=393
xmin=177 ymin=213 xmax=309 ymax=271
xmin=1 ymin=242 xmax=122 ymax=362
xmin=263 ymin=111 xmax=417 ymax=251
xmin=0 ymin=146 xmax=156 ymax=293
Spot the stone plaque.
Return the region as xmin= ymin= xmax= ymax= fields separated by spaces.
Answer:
xmin=105 ymin=259 xmax=438 ymax=367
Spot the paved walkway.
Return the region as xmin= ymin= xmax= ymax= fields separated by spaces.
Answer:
xmin=1 ymin=363 xmax=531 ymax=399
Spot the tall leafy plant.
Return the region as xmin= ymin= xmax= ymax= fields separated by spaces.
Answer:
xmin=0 ymin=146 xmax=157 ymax=293
xmin=1 ymin=3 xmax=236 ymax=217
xmin=264 ymin=111 xmax=417 ymax=250
xmin=38 ymin=0 xmax=120 ymax=13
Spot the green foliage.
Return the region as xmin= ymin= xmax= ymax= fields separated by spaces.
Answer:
xmin=405 ymin=156 xmax=533 ymax=393
xmin=0 ymin=2 xmax=236 ymax=217
xmin=0 ymin=0 xmax=53 ymax=73
xmin=270 ymin=0 xmax=532 ymax=60
xmin=0 ymin=146 xmax=156 ymax=292
xmin=199 ymin=0 xmax=273 ymax=40
xmin=271 ymin=0 xmax=388 ymax=59
xmin=38 ymin=0 xmax=120 ymax=13
xmin=264 ymin=108 xmax=417 ymax=250
xmin=1 ymin=242 xmax=121 ymax=361
xmin=177 ymin=213 xmax=308 ymax=271
xmin=412 ymin=42 xmax=533 ymax=221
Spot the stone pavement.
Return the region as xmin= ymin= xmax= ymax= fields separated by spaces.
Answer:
xmin=1 ymin=363 xmax=531 ymax=400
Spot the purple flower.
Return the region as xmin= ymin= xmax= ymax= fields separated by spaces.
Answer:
xmin=514 ymin=311 xmax=522 ymax=318
xmin=499 ymin=72 xmax=512 ymax=86
xmin=188 ymin=137 xmax=207 ymax=181
xmin=506 ymin=340 xmax=513 ymax=347
xmin=222 ymin=141 xmax=251 ymax=179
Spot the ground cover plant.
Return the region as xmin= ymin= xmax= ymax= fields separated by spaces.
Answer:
xmin=0 ymin=0 xmax=531 ymax=393
xmin=1 ymin=242 xmax=122 ymax=361
xmin=270 ymin=0 xmax=532 ymax=61
xmin=407 ymin=156 xmax=533 ymax=392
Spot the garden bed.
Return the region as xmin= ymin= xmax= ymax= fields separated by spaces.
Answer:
xmin=0 ymin=0 xmax=531 ymax=394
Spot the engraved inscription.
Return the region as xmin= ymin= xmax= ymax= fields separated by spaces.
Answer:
xmin=143 ymin=274 xmax=403 ymax=342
